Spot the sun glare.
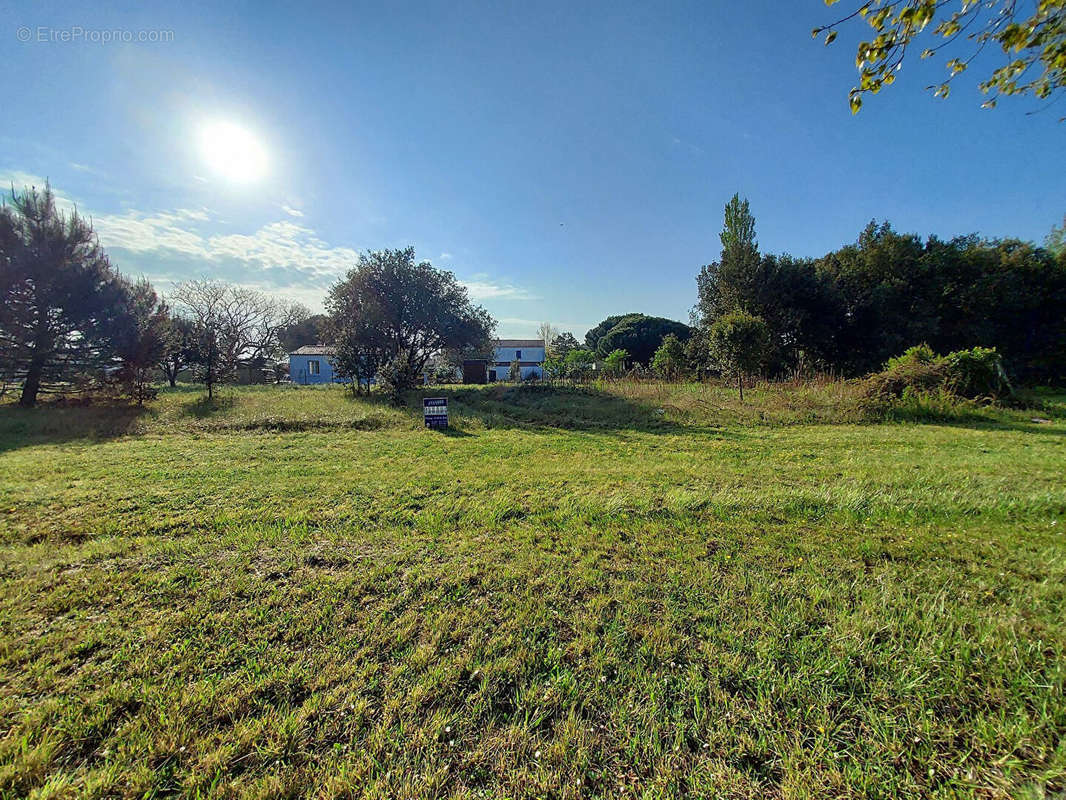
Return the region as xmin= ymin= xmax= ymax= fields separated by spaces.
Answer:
xmin=197 ymin=121 xmax=268 ymax=183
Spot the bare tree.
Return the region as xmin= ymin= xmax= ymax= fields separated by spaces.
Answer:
xmin=172 ymin=280 xmax=306 ymax=398
xmin=537 ymin=322 xmax=559 ymax=352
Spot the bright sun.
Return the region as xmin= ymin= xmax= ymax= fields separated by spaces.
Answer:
xmin=197 ymin=121 xmax=268 ymax=183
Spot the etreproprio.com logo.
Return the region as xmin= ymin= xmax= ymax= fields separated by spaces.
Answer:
xmin=16 ymin=26 xmax=175 ymax=44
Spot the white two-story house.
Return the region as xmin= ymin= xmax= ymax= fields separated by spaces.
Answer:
xmin=489 ymin=339 xmax=546 ymax=381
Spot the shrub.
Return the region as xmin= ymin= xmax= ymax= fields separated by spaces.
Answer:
xmin=883 ymin=343 xmax=939 ymax=371
xmin=943 ymin=347 xmax=1012 ymax=401
xmin=864 ymin=344 xmax=1013 ymax=405
xmin=873 ymin=386 xmax=984 ymax=423
xmin=651 ymin=333 xmax=687 ymax=380
xmin=863 ymin=359 xmax=948 ymax=400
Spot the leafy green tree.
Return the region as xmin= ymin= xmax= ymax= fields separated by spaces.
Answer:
xmin=593 ymin=314 xmax=691 ymax=365
xmin=814 ymin=1 xmax=1066 ymax=113
xmin=603 ymin=348 xmax=628 ymax=377
xmin=542 ymin=355 xmax=565 ymax=381
xmin=278 ymin=313 xmax=329 ymax=353
xmin=158 ymin=314 xmax=198 ymax=388
xmin=814 ymin=221 xmax=937 ymax=374
xmin=1047 ymin=215 xmax=1066 ymax=257
xmin=112 ymin=279 xmax=170 ymax=404
xmin=326 ymin=248 xmax=495 ymax=402
xmin=0 ymin=184 xmax=130 ymax=406
xmin=332 ymin=336 xmax=384 ymax=396
xmin=651 ymin=333 xmax=686 ymax=380
xmin=696 ymin=194 xmax=761 ymax=326
xmin=708 ymin=312 xmax=770 ymax=401
xmin=684 ymin=327 xmax=711 ymax=379
xmin=563 ymin=348 xmax=597 ymax=381
xmin=548 ymin=331 xmax=580 ymax=358
xmin=585 ymin=314 xmax=640 ymax=351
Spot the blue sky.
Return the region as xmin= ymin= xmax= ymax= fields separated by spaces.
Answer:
xmin=3 ymin=1 xmax=1063 ymax=338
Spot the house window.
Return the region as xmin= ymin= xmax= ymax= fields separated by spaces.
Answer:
xmin=515 ymin=350 xmax=522 ymax=359
xmin=308 ymin=360 xmax=320 ymax=375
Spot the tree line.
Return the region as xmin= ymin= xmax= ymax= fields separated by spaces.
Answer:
xmin=0 ymin=185 xmax=310 ymax=406
xmin=691 ymin=195 xmax=1066 ymax=385
xmin=2 ymin=182 xmax=1064 ymax=407
xmin=557 ymin=196 xmax=1066 ymax=390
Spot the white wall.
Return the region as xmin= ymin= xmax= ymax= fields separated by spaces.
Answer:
xmin=494 ymin=345 xmax=546 ymax=363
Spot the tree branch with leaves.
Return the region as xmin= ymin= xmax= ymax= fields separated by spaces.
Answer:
xmin=814 ymin=0 xmax=1066 ymax=115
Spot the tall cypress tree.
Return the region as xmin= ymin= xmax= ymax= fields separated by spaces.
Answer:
xmin=695 ymin=193 xmax=761 ymax=325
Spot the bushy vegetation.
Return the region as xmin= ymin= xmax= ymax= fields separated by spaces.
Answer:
xmin=865 ymin=345 xmax=1013 ymax=406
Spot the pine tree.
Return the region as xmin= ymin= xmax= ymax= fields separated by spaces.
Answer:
xmin=0 ymin=184 xmax=129 ymax=406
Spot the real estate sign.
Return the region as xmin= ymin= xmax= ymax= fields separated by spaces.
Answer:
xmin=423 ymin=397 xmax=448 ymax=429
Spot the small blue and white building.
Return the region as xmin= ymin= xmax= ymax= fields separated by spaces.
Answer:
xmin=489 ymin=339 xmax=546 ymax=381
xmin=288 ymin=345 xmax=340 ymax=384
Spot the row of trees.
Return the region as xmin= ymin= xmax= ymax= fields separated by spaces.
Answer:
xmin=692 ymin=195 xmax=1066 ymax=384
xmin=0 ymin=184 xmax=498 ymax=406
xmin=0 ymin=184 xmax=312 ymax=406
xmin=537 ymin=196 xmax=1065 ymax=392
xmin=4 ymin=180 xmax=1063 ymax=406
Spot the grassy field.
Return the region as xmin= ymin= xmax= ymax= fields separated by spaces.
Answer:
xmin=0 ymin=382 xmax=1064 ymax=799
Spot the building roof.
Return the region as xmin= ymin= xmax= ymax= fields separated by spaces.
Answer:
xmin=290 ymin=345 xmax=337 ymax=356
xmin=494 ymin=339 xmax=544 ymax=348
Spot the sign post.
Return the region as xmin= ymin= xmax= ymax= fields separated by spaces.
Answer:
xmin=423 ymin=397 xmax=448 ymax=429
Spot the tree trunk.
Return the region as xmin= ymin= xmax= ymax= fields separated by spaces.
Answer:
xmin=19 ymin=361 xmax=42 ymax=407
xmin=738 ymin=372 xmax=744 ymax=402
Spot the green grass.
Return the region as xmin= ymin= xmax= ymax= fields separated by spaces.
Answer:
xmin=1 ymin=383 xmax=1064 ymax=798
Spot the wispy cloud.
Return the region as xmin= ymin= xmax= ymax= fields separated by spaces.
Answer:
xmin=0 ymin=170 xmax=538 ymax=313
xmin=281 ymin=204 xmax=304 ymax=218
xmin=439 ymin=251 xmax=453 ymax=261
xmin=69 ymin=162 xmax=107 ymax=176
xmin=92 ymin=210 xmax=360 ymax=284
xmin=461 ymin=279 xmax=538 ymax=301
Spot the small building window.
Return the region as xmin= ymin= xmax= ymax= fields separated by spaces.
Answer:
xmin=308 ymin=360 xmax=320 ymax=375
xmin=515 ymin=350 xmax=522 ymax=359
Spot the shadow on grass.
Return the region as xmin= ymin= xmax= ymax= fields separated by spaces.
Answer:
xmin=395 ymin=384 xmax=723 ymax=437
xmin=430 ymin=426 xmax=475 ymax=438
xmin=926 ymin=418 xmax=1066 ymax=438
xmin=0 ymin=402 xmax=151 ymax=454
xmin=181 ymin=394 xmax=236 ymax=418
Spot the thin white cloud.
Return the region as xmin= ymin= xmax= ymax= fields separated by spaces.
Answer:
xmin=461 ymin=280 xmax=538 ymax=301
xmin=69 ymin=162 xmax=108 ymax=176
xmin=281 ymin=204 xmax=304 ymax=218
xmin=440 ymin=251 xmax=453 ymax=260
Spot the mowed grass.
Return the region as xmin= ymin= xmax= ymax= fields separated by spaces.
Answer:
xmin=0 ymin=384 xmax=1064 ymax=799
